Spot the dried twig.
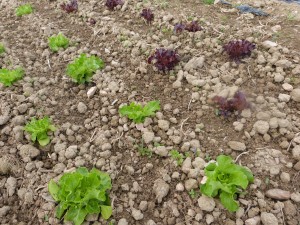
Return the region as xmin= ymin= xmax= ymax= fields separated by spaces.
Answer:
xmin=180 ymin=117 xmax=189 ymax=137
xmin=235 ymin=151 xmax=249 ymax=163
xmin=89 ymin=128 xmax=99 ymax=142
xmin=287 ymin=132 xmax=300 ymax=152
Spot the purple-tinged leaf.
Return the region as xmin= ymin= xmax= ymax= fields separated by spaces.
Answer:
xmin=105 ymin=0 xmax=123 ymax=10
xmin=185 ymin=21 xmax=202 ymax=32
xmin=223 ymin=40 xmax=256 ymax=63
xmin=174 ymin=23 xmax=186 ymax=34
xmin=141 ymin=9 xmax=154 ymax=23
xmin=60 ymin=0 xmax=78 ymax=13
xmin=148 ymin=48 xmax=180 ymax=72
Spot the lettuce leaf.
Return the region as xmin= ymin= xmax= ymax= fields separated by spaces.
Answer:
xmin=0 ymin=68 xmax=24 ymax=87
xmin=24 ymin=117 xmax=56 ymax=146
xmin=48 ymin=167 xmax=112 ymax=225
xmin=119 ymin=100 xmax=160 ymax=123
xmin=200 ymin=155 xmax=253 ymax=212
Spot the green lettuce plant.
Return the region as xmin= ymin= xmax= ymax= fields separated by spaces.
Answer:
xmin=16 ymin=4 xmax=33 ymax=16
xmin=200 ymin=155 xmax=254 ymax=212
xmin=119 ymin=100 xmax=160 ymax=124
xmin=170 ymin=150 xmax=185 ymax=166
xmin=48 ymin=33 xmax=69 ymax=52
xmin=24 ymin=117 xmax=56 ymax=146
xmin=0 ymin=68 xmax=24 ymax=87
xmin=48 ymin=167 xmax=112 ymax=225
xmin=66 ymin=54 xmax=105 ymax=84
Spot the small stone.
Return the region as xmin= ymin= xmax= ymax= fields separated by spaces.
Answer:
xmin=184 ymin=179 xmax=198 ymax=191
xmin=205 ymin=214 xmax=214 ymax=224
xmin=139 ymin=201 xmax=148 ymax=211
xmin=227 ymin=141 xmax=246 ymax=151
xmin=292 ymin=65 xmax=300 ymax=75
xmin=280 ymin=172 xmax=290 ymax=183
xmin=0 ymin=206 xmax=10 ymax=217
xmin=266 ymin=189 xmax=291 ymax=200
xmin=65 ymin=145 xmax=78 ymax=159
xmin=198 ymin=195 xmax=215 ymax=212
xmin=192 ymin=157 xmax=206 ymax=169
xmin=131 ymin=208 xmax=143 ymax=220
xmin=118 ymin=218 xmax=128 ymax=225
xmin=245 ymin=216 xmax=261 ymax=225
xmin=291 ymin=192 xmax=300 ymax=203
xmin=158 ymin=120 xmax=170 ymax=131
xmin=282 ymin=83 xmax=293 ymax=91
xmin=291 ymin=89 xmax=300 ymax=102
xmin=153 ymin=179 xmax=170 ymax=203
xmin=19 ymin=145 xmax=40 ymax=160
xmin=184 ymin=57 xmax=205 ymax=71
xmin=294 ymin=161 xmax=300 ymax=171
xmin=182 ymin=157 xmax=192 ymax=173
xmin=253 ymin=121 xmax=269 ymax=135
xmin=262 ymin=40 xmax=277 ymax=49
xmin=153 ymin=146 xmax=168 ymax=157
xmin=77 ymin=102 xmax=87 ymax=114
xmin=261 ymin=212 xmax=278 ymax=225
xmin=176 ymin=183 xmax=184 ymax=191
xmin=87 ymin=86 xmax=97 ymax=98
xmin=292 ymin=145 xmax=300 ymax=160
xmin=142 ymin=131 xmax=154 ymax=144
xmin=269 ymin=118 xmax=278 ymax=129
xmin=0 ymin=115 xmax=10 ymax=125
xmin=274 ymin=73 xmax=284 ymax=83
xmin=275 ymin=59 xmax=292 ymax=69
xmin=283 ymin=200 xmax=297 ymax=216
xmin=278 ymin=93 xmax=290 ymax=102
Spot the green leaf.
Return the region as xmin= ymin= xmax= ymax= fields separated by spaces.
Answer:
xmin=100 ymin=205 xmax=112 ymax=220
xmin=0 ymin=43 xmax=5 ymax=54
xmin=227 ymin=171 xmax=248 ymax=189
xmin=48 ymin=180 xmax=59 ymax=201
xmin=219 ymin=191 xmax=239 ymax=212
xmin=64 ymin=206 xmax=88 ymax=225
xmin=200 ymin=155 xmax=254 ymax=213
xmin=49 ymin=167 xmax=112 ymax=225
xmin=0 ymin=68 xmax=24 ymax=87
xmin=24 ymin=117 xmax=56 ymax=146
xmin=119 ymin=101 xmax=160 ymax=123
xmin=48 ymin=33 xmax=69 ymax=52
xmin=66 ymin=54 xmax=105 ymax=84
xmin=16 ymin=4 xmax=33 ymax=16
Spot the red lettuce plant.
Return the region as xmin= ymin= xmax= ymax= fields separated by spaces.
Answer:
xmin=148 ymin=48 xmax=180 ymax=72
xmin=212 ymin=91 xmax=250 ymax=117
xmin=174 ymin=23 xmax=186 ymax=33
xmin=223 ymin=40 xmax=256 ymax=63
xmin=141 ymin=9 xmax=154 ymax=23
xmin=105 ymin=0 xmax=123 ymax=10
xmin=60 ymin=0 xmax=78 ymax=13
xmin=185 ymin=21 xmax=202 ymax=32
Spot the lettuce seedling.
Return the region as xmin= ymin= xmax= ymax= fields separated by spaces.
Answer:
xmin=141 ymin=9 xmax=154 ymax=24
xmin=148 ymin=48 xmax=180 ymax=72
xmin=170 ymin=150 xmax=185 ymax=166
xmin=48 ymin=33 xmax=69 ymax=52
xmin=0 ymin=68 xmax=24 ymax=87
xmin=185 ymin=21 xmax=202 ymax=32
xmin=48 ymin=167 xmax=112 ymax=225
xmin=200 ymin=155 xmax=254 ymax=212
xmin=223 ymin=40 xmax=256 ymax=63
xmin=0 ymin=43 xmax=5 ymax=54
xmin=16 ymin=4 xmax=33 ymax=16
xmin=105 ymin=0 xmax=123 ymax=10
xmin=24 ymin=117 xmax=56 ymax=146
xmin=60 ymin=0 xmax=78 ymax=13
xmin=212 ymin=91 xmax=250 ymax=117
xmin=66 ymin=54 xmax=105 ymax=84
xmin=119 ymin=100 xmax=160 ymax=124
